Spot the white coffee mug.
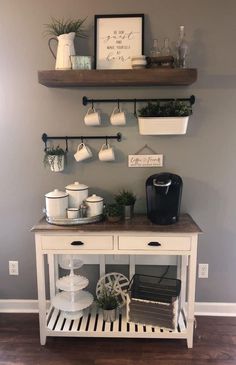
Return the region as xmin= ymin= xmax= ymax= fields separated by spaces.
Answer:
xmin=98 ymin=143 xmax=115 ymax=162
xmin=110 ymin=106 xmax=126 ymax=126
xmin=67 ymin=208 xmax=79 ymax=219
xmin=74 ymin=143 xmax=92 ymax=162
xmin=84 ymin=107 xmax=101 ymax=126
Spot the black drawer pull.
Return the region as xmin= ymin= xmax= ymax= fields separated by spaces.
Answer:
xmin=71 ymin=241 xmax=84 ymax=246
xmin=148 ymin=241 xmax=161 ymax=247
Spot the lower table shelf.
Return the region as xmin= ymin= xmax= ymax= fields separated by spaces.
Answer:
xmin=47 ymin=305 xmax=187 ymax=339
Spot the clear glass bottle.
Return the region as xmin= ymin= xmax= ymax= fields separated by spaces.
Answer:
xmin=161 ymin=38 xmax=172 ymax=56
xmin=150 ymin=39 xmax=161 ymax=57
xmin=176 ymin=26 xmax=189 ymax=68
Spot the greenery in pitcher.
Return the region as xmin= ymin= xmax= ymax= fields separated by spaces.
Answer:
xmin=43 ymin=146 xmax=66 ymax=171
xmin=114 ymin=190 xmax=136 ymax=206
xmin=44 ymin=17 xmax=87 ymax=37
xmin=138 ymin=100 xmax=192 ymax=117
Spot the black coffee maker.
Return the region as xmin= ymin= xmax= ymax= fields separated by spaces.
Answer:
xmin=146 ymin=173 xmax=182 ymax=225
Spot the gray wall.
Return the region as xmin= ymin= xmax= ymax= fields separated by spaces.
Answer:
xmin=1 ymin=0 xmax=236 ymax=302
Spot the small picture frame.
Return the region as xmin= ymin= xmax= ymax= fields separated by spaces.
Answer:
xmin=94 ymin=14 xmax=144 ymax=70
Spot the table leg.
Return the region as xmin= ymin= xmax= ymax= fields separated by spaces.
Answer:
xmin=129 ymin=256 xmax=135 ymax=279
xmin=35 ymin=234 xmax=47 ymax=345
xmin=186 ymin=236 xmax=198 ymax=348
xmin=99 ymin=255 xmax=105 ymax=277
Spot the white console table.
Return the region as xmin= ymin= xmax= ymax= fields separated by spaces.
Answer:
xmin=32 ymin=214 xmax=201 ymax=348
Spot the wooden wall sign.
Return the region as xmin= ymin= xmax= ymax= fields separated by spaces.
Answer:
xmin=128 ymin=154 xmax=163 ymax=168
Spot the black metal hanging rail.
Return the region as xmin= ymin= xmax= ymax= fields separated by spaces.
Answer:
xmin=82 ymin=95 xmax=195 ymax=106
xmin=42 ymin=132 xmax=122 ymax=151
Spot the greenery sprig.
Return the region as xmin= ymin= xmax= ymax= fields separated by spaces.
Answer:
xmin=44 ymin=17 xmax=87 ymax=37
xmin=115 ymin=190 xmax=136 ymax=206
xmin=96 ymin=284 xmax=119 ymax=310
xmin=138 ymin=100 xmax=192 ymax=117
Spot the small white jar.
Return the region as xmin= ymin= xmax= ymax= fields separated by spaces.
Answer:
xmin=85 ymin=194 xmax=104 ymax=217
xmin=45 ymin=189 xmax=68 ymax=218
xmin=65 ymin=181 xmax=88 ymax=208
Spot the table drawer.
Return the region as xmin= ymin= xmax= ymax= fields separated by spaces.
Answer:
xmin=118 ymin=236 xmax=191 ymax=251
xmin=41 ymin=235 xmax=113 ymax=250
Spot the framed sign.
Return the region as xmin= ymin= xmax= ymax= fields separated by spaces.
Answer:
xmin=94 ymin=14 xmax=144 ymax=70
xmin=128 ymin=154 xmax=163 ymax=168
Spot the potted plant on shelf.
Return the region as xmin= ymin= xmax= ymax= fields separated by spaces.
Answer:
xmin=106 ymin=203 xmax=122 ymax=223
xmin=44 ymin=17 xmax=87 ymax=70
xmin=115 ymin=190 xmax=136 ymax=220
xmin=138 ymin=100 xmax=192 ymax=135
xmin=43 ymin=146 xmax=66 ymax=172
xmin=96 ymin=284 xmax=119 ymax=322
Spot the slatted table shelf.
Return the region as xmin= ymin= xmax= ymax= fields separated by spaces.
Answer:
xmin=46 ymin=306 xmax=187 ymax=339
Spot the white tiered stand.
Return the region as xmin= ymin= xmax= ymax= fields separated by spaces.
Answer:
xmin=32 ymin=214 xmax=201 ymax=348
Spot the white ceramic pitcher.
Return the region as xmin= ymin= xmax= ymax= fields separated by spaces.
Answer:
xmin=48 ymin=32 xmax=76 ymax=70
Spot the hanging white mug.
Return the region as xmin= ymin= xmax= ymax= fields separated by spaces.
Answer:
xmin=110 ymin=106 xmax=126 ymax=126
xmin=74 ymin=143 xmax=92 ymax=162
xmin=98 ymin=143 xmax=115 ymax=162
xmin=84 ymin=107 xmax=101 ymax=126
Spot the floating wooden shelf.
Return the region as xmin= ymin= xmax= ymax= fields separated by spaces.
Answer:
xmin=38 ymin=68 xmax=197 ymax=87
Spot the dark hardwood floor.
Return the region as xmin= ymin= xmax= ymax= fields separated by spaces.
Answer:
xmin=0 ymin=314 xmax=236 ymax=365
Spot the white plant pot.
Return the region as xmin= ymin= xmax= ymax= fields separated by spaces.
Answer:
xmin=138 ymin=116 xmax=189 ymax=135
xmin=48 ymin=155 xmax=65 ymax=172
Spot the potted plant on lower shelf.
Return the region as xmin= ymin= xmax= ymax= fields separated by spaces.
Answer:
xmin=96 ymin=285 xmax=119 ymax=322
xmin=106 ymin=203 xmax=123 ymax=223
xmin=115 ymin=190 xmax=136 ymax=220
xmin=138 ymin=100 xmax=192 ymax=135
xmin=43 ymin=146 xmax=66 ymax=172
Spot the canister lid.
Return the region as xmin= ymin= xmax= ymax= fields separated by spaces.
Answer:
xmin=65 ymin=181 xmax=88 ymax=191
xmin=86 ymin=194 xmax=103 ymax=202
xmin=45 ymin=189 xmax=68 ymax=199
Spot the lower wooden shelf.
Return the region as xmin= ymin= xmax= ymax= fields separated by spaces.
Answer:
xmin=47 ymin=306 xmax=187 ymax=339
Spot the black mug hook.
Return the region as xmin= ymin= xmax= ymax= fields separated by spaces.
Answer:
xmin=81 ymin=137 xmax=84 ymax=143
xmin=134 ymin=98 xmax=137 ymax=117
xmin=92 ymin=99 xmax=94 ymax=109
xmin=105 ymin=137 xmax=108 ymax=146
xmin=65 ymin=137 xmax=68 ymax=152
xmin=117 ymin=99 xmax=120 ymax=110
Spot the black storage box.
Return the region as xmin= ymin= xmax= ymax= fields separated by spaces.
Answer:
xmin=127 ymin=274 xmax=181 ymax=329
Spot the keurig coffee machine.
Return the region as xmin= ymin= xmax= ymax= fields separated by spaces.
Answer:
xmin=146 ymin=173 xmax=182 ymax=225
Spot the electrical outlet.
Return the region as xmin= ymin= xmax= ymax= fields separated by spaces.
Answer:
xmin=198 ymin=263 xmax=208 ymax=278
xmin=9 ymin=261 xmax=19 ymax=276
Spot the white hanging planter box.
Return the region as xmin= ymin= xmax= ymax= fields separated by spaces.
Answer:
xmin=48 ymin=155 xmax=65 ymax=172
xmin=138 ymin=116 xmax=190 ymax=135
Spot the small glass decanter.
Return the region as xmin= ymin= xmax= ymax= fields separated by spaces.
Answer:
xmin=150 ymin=39 xmax=161 ymax=57
xmin=176 ymin=26 xmax=189 ymax=68
xmin=161 ymin=38 xmax=172 ymax=57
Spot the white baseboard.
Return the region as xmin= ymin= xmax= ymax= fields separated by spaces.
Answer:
xmin=0 ymin=300 xmax=236 ymax=316
xmin=194 ymin=302 xmax=236 ymax=316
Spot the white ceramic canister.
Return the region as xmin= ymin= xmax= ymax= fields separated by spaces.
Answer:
xmin=65 ymin=181 xmax=89 ymax=208
xmin=85 ymin=194 xmax=104 ymax=217
xmin=45 ymin=189 xmax=69 ymax=218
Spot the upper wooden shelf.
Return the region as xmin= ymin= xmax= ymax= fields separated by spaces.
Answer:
xmin=38 ymin=68 xmax=197 ymax=87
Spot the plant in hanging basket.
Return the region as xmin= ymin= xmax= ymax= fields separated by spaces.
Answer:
xmin=138 ymin=100 xmax=192 ymax=135
xmin=44 ymin=17 xmax=87 ymax=37
xmin=43 ymin=146 xmax=66 ymax=172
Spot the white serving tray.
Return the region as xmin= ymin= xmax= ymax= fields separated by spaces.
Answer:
xmin=52 ymin=291 xmax=93 ymax=312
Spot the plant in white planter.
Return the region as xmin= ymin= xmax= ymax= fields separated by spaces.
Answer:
xmin=115 ymin=190 xmax=136 ymax=220
xmin=45 ymin=17 xmax=87 ymax=70
xmin=138 ymin=100 xmax=192 ymax=135
xmin=44 ymin=146 xmax=66 ymax=172
xmin=96 ymin=284 xmax=119 ymax=323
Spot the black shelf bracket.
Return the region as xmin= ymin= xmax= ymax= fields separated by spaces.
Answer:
xmin=82 ymin=95 xmax=195 ymax=106
xmin=42 ymin=132 xmax=122 ymax=151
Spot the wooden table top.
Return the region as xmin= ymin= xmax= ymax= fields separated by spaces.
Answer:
xmin=31 ymin=214 xmax=201 ymax=234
